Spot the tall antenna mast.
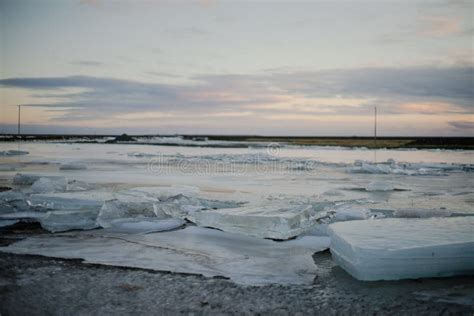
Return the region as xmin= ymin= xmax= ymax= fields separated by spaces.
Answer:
xmin=18 ymin=105 xmax=21 ymax=137
xmin=374 ymin=106 xmax=377 ymax=148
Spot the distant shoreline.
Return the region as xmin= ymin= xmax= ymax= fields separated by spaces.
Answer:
xmin=0 ymin=134 xmax=473 ymax=150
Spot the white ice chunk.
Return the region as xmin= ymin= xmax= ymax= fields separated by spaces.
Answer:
xmin=40 ymin=210 xmax=99 ymax=233
xmin=328 ymin=217 xmax=474 ymax=281
xmin=0 ymin=226 xmax=329 ymax=285
xmin=59 ymin=163 xmax=87 ymax=170
xmin=31 ymin=177 xmax=68 ymax=193
xmin=190 ymin=201 xmax=330 ymax=240
xmin=102 ymin=218 xmax=185 ymax=234
xmin=394 ymin=208 xmax=452 ymax=218
xmin=333 ymin=205 xmax=370 ymax=222
xmin=153 ymin=194 xmax=204 ymax=218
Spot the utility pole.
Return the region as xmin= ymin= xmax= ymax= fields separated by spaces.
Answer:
xmin=374 ymin=106 xmax=377 ymax=148
xmin=18 ymin=105 xmax=21 ymax=137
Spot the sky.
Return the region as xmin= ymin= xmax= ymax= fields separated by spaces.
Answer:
xmin=0 ymin=0 xmax=473 ymax=136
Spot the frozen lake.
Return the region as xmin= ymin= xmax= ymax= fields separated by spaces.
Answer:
xmin=1 ymin=141 xmax=473 ymax=285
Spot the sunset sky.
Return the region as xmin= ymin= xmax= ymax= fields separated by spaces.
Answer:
xmin=0 ymin=0 xmax=473 ymax=136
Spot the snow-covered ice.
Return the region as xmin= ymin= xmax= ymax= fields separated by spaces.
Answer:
xmin=328 ymin=217 xmax=474 ymax=281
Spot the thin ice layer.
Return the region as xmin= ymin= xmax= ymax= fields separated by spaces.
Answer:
xmin=0 ymin=226 xmax=330 ymax=285
xmin=328 ymin=217 xmax=474 ymax=281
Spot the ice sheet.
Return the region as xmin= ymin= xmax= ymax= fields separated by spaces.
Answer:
xmin=328 ymin=217 xmax=474 ymax=281
xmin=0 ymin=226 xmax=329 ymax=285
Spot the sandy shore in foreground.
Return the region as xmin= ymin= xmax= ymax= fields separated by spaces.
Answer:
xmin=1 ymin=231 xmax=473 ymax=315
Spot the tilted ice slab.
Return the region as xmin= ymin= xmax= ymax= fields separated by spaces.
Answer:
xmin=190 ymin=201 xmax=331 ymax=240
xmin=97 ymin=199 xmax=166 ymax=228
xmin=28 ymin=191 xmax=116 ymax=211
xmin=328 ymin=217 xmax=474 ymax=281
xmin=0 ymin=226 xmax=330 ymax=285
xmin=102 ymin=218 xmax=185 ymax=234
xmin=39 ymin=210 xmax=100 ymax=233
xmin=0 ymin=191 xmax=30 ymax=214
xmin=30 ymin=177 xmax=68 ymax=193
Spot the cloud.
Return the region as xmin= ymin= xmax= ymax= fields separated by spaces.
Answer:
xmin=1 ymin=66 xmax=472 ymax=123
xmin=448 ymin=121 xmax=474 ymax=130
xmin=418 ymin=16 xmax=463 ymax=37
xmin=70 ymin=60 xmax=104 ymax=67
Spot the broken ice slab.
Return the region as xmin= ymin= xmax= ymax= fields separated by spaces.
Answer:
xmin=332 ymin=205 xmax=370 ymax=222
xmin=31 ymin=177 xmax=68 ymax=193
xmin=0 ymin=150 xmax=29 ymax=156
xmin=39 ymin=210 xmax=100 ymax=233
xmin=152 ymin=194 xmax=203 ymax=219
xmin=0 ymin=226 xmax=329 ymax=285
xmin=67 ymin=180 xmax=93 ymax=192
xmin=0 ymin=191 xmax=30 ymax=214
xmin=189 ymin=201 xmax=331 ymax=240
xmin=12 ymin=173 xmax=42 ymax=185
xmin=28 ymin=191 xmax=114 ymax=211
xmin=96 ymin=199 xmax=167 ymax=228
xmin=12 ymin=173 xmax=67 ymax=187
xmin=102 ymin=218 xmax=185 ymax=234
xmin=328 ymin=217 xmax=474 ymax=281
xmin=346 ymin=161 xmax=470 ymax=176
xmin=126 ymin=185 xmax=200 ymax=200
xmin=59 ymin=163 xmax=87 ymax=170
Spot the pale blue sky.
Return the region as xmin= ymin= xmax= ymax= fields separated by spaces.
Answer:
xmin=1 ymin=0 xmax=473 ymax=135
